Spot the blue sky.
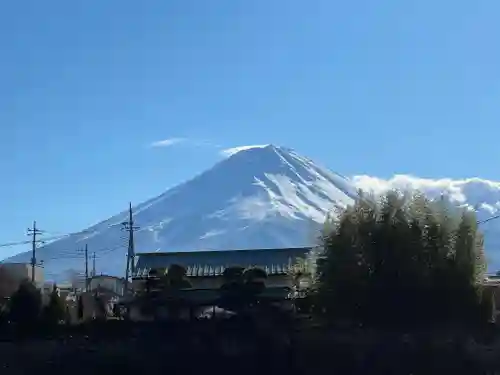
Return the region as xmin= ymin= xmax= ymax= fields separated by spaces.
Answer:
xmin=1 ymin=0 xmax=499 ymax=256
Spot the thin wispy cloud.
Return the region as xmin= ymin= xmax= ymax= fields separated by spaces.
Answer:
xmin=149 ymin=137 xmax=222 ymax=150
xmin=150 ymin=138 xmax=186 ymax=148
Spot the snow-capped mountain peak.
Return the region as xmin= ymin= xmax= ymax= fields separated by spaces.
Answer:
xmin=8 ymin=144 xmax=500 ymax=282
xmin=5 ymin=145 xmax=358 ymax=281
xmin=221 ymin=144 xmax=273 ymax=157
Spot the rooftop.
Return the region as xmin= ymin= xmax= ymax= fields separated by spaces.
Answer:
xmin=134 ymin=247 xmax=311 ymax=278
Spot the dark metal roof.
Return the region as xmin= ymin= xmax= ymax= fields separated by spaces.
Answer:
xmin=133 ymin=247 xmax=311 ymax=278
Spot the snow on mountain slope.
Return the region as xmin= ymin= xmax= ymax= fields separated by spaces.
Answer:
xmin=7 ymin=146 xmax=500 ymax=282
xmin=351 ymin=175 xmax=500 ymax=269
xmin=4 ymin=145 xmax=359 ymax=282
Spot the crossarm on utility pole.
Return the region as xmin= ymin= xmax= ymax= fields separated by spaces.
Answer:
xmin=27 ymin=221 xmax=44 ymax=283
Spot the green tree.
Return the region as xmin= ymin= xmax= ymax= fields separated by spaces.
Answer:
xmin=43 ymin=285 xmax=66 ymax=325
xmin=243 ymin=267 xmax=267 ymax=304
xmin=154 ymin=264 xmax=192 ymax=320
xmin=9 ymin=279 xmax=42 ymax=328
xmin=288 ymin=257 xmax=315 ymax=313
xmin=288 ymin=257 xmax=314 ymax=291
xmin=243 ymin=267 xmax=267 ymax=291
xmin=317 ymin=190 xmax=487 ymax=329
xmin=222 ymin=266 xmax=245 ymax=285
xmin=219 ymin=266 xmax=268 ymax=312
xmin=218 ymin=266 xmax=246 ymax=311
xmin=163 ymin=264 xmax=192 ymax=289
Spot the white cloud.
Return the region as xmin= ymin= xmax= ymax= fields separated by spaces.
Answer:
xmin=150 ymin=138 xmax=186 ymax=148
xmin=149 ymin=138 xmax=221 ymax=149
xmin=351 ymin=174 xmax=500 ymax=205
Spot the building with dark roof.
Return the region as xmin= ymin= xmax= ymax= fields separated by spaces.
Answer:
xmin=132 ymin=247 xmax=311 ymax=290
xmin=88 ymin=275 xmax=126 ymax=296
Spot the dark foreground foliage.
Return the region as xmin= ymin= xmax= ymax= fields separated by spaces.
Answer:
xmin=0 ymin=191 xmax=498 ymax=373
xmin=1 ymin=319 xmax=500 ymax=374
xmin=0 ymin=319 xmax=293 ymax=374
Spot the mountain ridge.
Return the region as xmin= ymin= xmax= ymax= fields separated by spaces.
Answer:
xmin=5 ymin=145 xmax=500 ymax=281
xmin=5 ymin=145 xmax=357 ymax=281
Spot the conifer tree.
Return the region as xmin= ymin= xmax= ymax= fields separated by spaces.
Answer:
xmin=9 ymin=279 xmax=42 ymax=329
xmin=316 ymin=190 xmax=487 ymax=328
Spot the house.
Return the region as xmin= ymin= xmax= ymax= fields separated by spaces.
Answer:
xmin=88 ymin=275 xmax=126 ymax=296
xmin=0 ymin=263 xmax=44 ymax=298
xmin=132 ymin=247 xmax=312 ymax=292
xmin=483 ymin=275 xmax=500 ymax=322
xmin=41 ymin=282 xmax=75 ymax=305
xmin=122 ymin=247 xmax=312 ymax=321
xmin=63 ymin=275 xmax=126 ymax=323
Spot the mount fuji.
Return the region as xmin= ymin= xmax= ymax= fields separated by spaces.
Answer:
xmin=5 ymin=144 xmax=500 ymax=282
xmin=4 ymin=145 xmax=361 ymax=282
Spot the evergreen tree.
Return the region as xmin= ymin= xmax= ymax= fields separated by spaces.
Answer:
xmin=316 ymin=190 xmax=487 ymax=329
xmin=243 ymin=267 xmax=267 ymax=304
xmin=164 ymin=264 xmax=192 ymax=289
xmin=219 ymin=267 xmax=268 ymax=313
xmin=157 ymin=264 xmax=191 ymax=319
xmin=8 ymin=279 xmax=42 ymax=328
xmin=222 ymin=266 xmax=245 ymax=285
xmin=219 ymin=266 xmax=246 ymax=311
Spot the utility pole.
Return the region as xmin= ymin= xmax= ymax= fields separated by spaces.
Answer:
xmin=27 ymin=221 xmax=43 ymax=283
xmin=78 ymin=245 xmax=89 ymax=291
xmin=122 ymin=202 xmax=139 ymax=292
xmin=84 ymin=244 xmax=89 ymax=291
xmin=92 ymin=252 xmax=96 ymax=277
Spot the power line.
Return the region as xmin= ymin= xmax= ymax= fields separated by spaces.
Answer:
xmin=0 ymin=221 xmax=132 ymax=251
xmin=39 ymin=240 xmax=127 ymax=263
xmin=477 ymin=213 xmax=500 ymax=225
xmin=0 ymin=212 xmax=498 ymax=254
xmin=33 ymin=240 xmax=129 ymax=284
xmin=0 ymin=229 xmax=96 ymax=249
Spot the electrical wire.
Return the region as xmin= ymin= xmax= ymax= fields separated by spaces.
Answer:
xmin=38 ymin=240 xmax=128 ymax=262
xmin=477 ymin=213 xmax=500 ymax=225
xmin=0 ymin=221 xmax=130 ymax=251
xmin=0 ymin=230 xmax=93 ymax=249
xmin=0 ymin=205 xmax=498 ymax=252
